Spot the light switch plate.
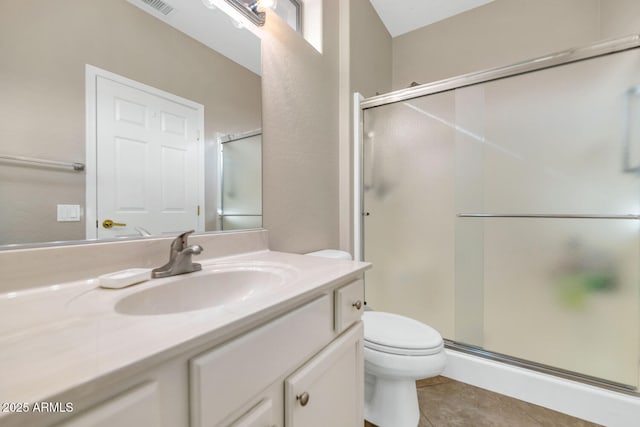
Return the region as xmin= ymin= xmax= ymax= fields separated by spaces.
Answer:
xmin=57 ymin=204 xmax=81 ymax=222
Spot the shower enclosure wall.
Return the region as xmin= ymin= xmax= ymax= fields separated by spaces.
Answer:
xmin=359 ymin=35 xmax=640 ymax=392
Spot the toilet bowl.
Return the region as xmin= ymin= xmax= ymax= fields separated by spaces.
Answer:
xmin=305 ymin=249 xmax=447 ymax=427
xmin=363 ymin=311 xmax=446 ymax=427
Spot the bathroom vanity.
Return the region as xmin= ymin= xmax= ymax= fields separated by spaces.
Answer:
xmin=0 ymin=234 xmax=369 ymax=427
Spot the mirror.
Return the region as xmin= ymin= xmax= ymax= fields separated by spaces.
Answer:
xmin=0 ymin=0 xmax=262 ymax=248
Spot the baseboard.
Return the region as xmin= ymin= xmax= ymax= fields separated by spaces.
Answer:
xmin=442 ymin=349 xmax=640 ymax=427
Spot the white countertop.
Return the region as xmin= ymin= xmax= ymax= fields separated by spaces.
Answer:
xmin=0 ymin=250 xmax=369 ymax=416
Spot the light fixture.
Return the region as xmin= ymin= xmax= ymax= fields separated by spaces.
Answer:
xmin=250 ymin=0 xmax=276 ymax=12
xmin=202 ymin=0 xmax=267 ymax=27
xmin=225 ymin=0 xmax=266 ymax=26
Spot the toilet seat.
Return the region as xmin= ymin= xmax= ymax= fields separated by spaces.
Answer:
xmin=365 ymin=339 xmax=443 ymax=356
xmin=363 ymin=311 xmax=443 ymax=356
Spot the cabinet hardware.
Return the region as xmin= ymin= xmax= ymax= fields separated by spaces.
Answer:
xmin=296 ymin=391 xmax=310 ymax=406
xmin=352 ymin=300 xmax=362 ymax=310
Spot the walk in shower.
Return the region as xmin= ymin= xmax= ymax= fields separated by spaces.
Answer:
xmin=359 ymin=35 xmax=640 ymax=393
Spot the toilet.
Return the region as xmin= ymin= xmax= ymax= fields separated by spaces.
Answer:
xmin=305 ymin=250 xmax=447 ymax=427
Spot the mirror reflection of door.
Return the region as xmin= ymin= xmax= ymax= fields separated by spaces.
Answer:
xmin=219 ymin=131 xmax=262 ymax=230
xmin=92 ymin=69 xmax=204 ymax=239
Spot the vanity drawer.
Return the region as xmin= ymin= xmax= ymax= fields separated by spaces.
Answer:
xmin=190 ymin=295 xmax=332 ymax=427
xmin=334 ymin=279 xmax=364 ymax=333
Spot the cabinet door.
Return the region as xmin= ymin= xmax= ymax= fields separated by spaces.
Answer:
xmin=284 ymin=322 xmax=364 ymax=427
xmin=229 ymin=399 xmax=273 ymax=427
xmin=56 ymin=382 xmax=160 ymax=427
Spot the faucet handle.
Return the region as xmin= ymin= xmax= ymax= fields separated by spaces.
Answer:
xmin=171 ymin=230 xmax=195 ymax=253
xmin=178 ymin=229 xmax=195 ymax=240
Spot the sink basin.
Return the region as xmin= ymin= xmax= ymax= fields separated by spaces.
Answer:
xmin=115 ymin=265 xmax=293 ymax=315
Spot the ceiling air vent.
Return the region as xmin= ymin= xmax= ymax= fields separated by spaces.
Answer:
xmin=141 ymin=0 xmax=174 ymax=15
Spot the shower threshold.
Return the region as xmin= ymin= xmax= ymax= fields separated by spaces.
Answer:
xmin=444 ymin=340 xmax=639 ymax=396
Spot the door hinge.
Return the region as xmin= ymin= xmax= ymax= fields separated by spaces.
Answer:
xmin=197 ymin=205 xmax=201 ymax=216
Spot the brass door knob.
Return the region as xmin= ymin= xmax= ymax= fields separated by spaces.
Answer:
xmin=352 ymin=300 xmax=362 ymax=310
xmin=102 ymin=219 xmax=127 ymax=229
xmin=296 ymin=392 xmax=310 ymax=406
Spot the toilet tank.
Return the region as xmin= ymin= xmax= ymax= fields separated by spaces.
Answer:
xmin=305 ymin=249 xmax=353 ymax=260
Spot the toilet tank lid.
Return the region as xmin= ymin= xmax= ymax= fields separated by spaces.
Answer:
xmin=305 ymin=249 xmax=353 ymax=260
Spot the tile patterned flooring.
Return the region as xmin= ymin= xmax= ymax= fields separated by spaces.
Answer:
xmin=364 ymin=377 xmax=602 ymax=427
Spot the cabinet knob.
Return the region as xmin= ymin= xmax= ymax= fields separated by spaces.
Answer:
xmin=352 ymin=300 xmax=362 ymax=310
xmin=296 ymin=391 xmax=310 ymax=406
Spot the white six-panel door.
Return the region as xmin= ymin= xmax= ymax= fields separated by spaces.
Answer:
xmin=92 ymin=72 xmax=203 ymax=239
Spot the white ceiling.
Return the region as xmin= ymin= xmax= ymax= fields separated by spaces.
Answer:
xmin=369 ymin=0 xmax=495 ymax=37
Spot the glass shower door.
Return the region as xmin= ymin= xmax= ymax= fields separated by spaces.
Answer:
xmin=362 ymin=47 xmax=640 ymax=389
xmin=219 ymin=133 xmax=262 ymax=230
xmin=362 ymin=92 xmax=457 ymax=340
xmin=464 ymin=48 xmax=640 ymax=387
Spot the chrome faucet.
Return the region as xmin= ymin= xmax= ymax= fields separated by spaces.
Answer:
xmin=152 ymin=230 xmax=203 ymax=278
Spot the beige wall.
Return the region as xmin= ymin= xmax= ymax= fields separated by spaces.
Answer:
xmin=261 ymin=0 xmax=391 ymax=254
xmin=600 ymin=0 xmax=640 ymax=37
xmin=349 ymin=0 xmax=392 ymax=99
xmin=0 ymin=0 xmax=261 ymax=245
xmin=261 ymin=2 xmax=342 ymax=253
xmin=391 ymin=0 xmax=640 ymax=90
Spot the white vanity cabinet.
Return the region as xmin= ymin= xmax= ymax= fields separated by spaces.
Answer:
xmin=191 ymin=278 xmax=365 ymax=427
xmin=190 ymin=295 xmax=335 ymax=426
xmin=24 ymin=277 xmax=365 ymax=427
